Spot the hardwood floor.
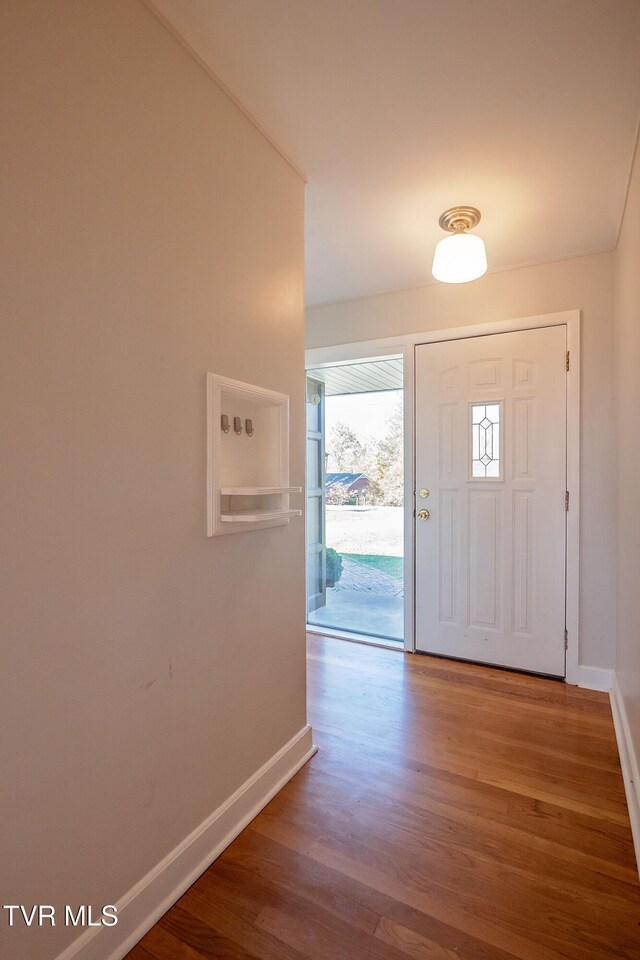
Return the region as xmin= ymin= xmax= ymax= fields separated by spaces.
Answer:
xmin=127 ymin=635 xmax=640 ymax=960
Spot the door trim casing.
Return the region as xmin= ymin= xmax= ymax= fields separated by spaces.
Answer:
xmin=306 ymin=309 xmax=580 ymax=685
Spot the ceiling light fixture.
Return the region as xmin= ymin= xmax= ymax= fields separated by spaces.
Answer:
xmin=432 ymin=206 xmax=487 ymax=283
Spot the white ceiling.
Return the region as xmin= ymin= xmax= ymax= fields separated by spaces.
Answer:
xmin=150 ymin=0 xmax=640 ymax=306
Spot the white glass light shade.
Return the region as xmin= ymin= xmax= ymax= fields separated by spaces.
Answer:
xmin=432 ymin=232 xmax=487 ymax=283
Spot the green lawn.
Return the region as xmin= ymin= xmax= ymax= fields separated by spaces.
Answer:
xmin=340 ymin=553 xmax=404 ymax=580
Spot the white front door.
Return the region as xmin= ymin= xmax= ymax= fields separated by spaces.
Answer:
xmin=415 ymin=326 xmax=567 ymax=676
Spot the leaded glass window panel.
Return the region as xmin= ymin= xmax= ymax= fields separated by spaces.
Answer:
xmin=471 ymin=402 xmax=501 ymax=478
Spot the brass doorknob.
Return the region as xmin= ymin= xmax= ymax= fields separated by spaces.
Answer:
xmin=417 ymin=509 xmax=430 ymax=521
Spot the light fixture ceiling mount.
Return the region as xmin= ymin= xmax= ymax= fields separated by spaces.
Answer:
xmin=438 ymin=205 xmax=482 ymax=233
xmin=432 ymin=205 xmax=487 ymax=284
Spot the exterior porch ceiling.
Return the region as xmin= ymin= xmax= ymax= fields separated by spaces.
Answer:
xmin=308 ymin=358 xmax=403 ymax=395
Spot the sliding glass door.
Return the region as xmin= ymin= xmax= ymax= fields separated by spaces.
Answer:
xmin=306 ymin=377 xmax=326 ymax=615
xmin=305 ymin=358 xmax=404 ymax=644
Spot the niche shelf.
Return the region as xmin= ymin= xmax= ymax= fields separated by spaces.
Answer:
xmin=220 ymin=508 xmax=302 ymax=523
xmin=207 ymin=373 xmax=302 ymax=536
xmin=219 ymin=486 xmax=301 ymax=496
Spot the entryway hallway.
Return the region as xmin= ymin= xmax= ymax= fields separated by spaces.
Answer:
xmin=127 ymin=636 xmax=639 ymax=960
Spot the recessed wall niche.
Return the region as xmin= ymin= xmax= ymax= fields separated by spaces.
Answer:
xmin=206 ymin=373 xmax=302 ymax=535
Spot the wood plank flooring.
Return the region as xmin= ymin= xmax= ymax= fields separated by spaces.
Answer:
xmin=127 ymin=635 xmax=640 ymax=960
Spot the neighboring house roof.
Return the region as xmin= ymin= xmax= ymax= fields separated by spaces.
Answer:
xmin=325 ymin=472 xmax=370 ymax=492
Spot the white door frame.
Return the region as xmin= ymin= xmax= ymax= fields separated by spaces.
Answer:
xmin=306 ymin=308 xmax=580 ymax=685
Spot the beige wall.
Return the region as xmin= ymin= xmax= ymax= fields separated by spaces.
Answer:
xmin=614 ymin=136 xmax=640 ymax=770
xmin=0 ymin=2 xmax=305 ymax=957
xmin=306 ymin=252 xmax=616 ymax=671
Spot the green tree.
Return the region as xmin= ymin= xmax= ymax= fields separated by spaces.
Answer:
xmin=329 ymin=422 xmax=368 ymax=473
xmin=373 ymin=398 xmax=404 ymax=506
xmin=326 ymin=481 xmax=353 ymax=505
xmin=327 ymin=397 xmax=404 ymax=506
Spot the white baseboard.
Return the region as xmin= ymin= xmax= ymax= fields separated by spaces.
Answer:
xmin=609 ymin=676 xmax=640 ymax=877
xmin=572 ymin=664 xmax=613 ymax=691
xmin=56 ymin=724 xmax=317 ymax=960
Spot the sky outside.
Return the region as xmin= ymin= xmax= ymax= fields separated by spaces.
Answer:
xmin=325 ymin=389 xmax=402 ymax=448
